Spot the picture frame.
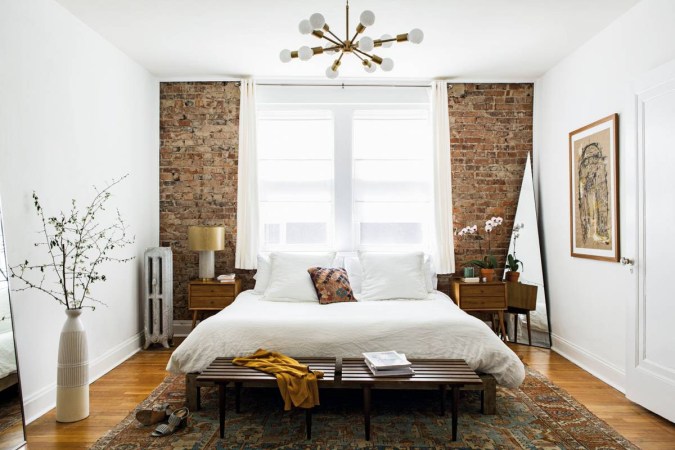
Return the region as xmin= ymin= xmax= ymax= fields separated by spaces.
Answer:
xmin=569 ymin=113 xmax=620 ymax=262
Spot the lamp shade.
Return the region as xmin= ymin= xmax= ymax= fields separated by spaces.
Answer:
xmin=188 ymin=226 xmax=225 ymax=251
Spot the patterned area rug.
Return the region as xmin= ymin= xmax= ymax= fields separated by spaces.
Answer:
xmin=92 ymin=367 xmax=637 ymax=449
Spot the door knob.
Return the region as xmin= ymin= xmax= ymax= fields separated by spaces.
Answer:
xmin=620 ymin=257 xmax=634 ymax=266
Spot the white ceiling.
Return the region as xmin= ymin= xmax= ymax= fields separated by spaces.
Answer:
xmin=55 ymin=0 xmax=640 ymax=81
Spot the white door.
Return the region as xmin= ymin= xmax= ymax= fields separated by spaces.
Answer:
xmin=627 ymin=59 xmax=675 ymax=422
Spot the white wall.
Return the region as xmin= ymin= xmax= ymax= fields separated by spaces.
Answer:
xmin=0 ymin=0 xmax=159 ymax=422
xmin=534 ymin=0 xmax=675 ymax=390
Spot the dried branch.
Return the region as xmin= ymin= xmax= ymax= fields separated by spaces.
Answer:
xmin=9 ymin=175 xmax=135 ymax=310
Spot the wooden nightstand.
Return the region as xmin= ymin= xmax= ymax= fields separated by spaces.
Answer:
xmin=188 ymin=279 xmax=241 ymax=329
xmin=450 ymin=280 xmax=507 ymax=340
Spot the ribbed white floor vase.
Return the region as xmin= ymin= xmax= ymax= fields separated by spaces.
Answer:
xmin=56 ymin=309 xmax=89 ymax=422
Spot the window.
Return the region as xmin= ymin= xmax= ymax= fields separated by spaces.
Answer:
xmin=256 ymin=86 xmax=432 ymax=252
xmin=257 ymin=111 xmax=334 ymax=250
xmin=352 ymin=110 xmax=432 ymax=249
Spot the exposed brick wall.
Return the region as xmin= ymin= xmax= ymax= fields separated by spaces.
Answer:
xmin=159 ymin=82 xmax=533 ymax=318
xmin=160 ymin=82 xmax=255 ymax=321
xmin=449 ymin=83 xmax=534 ymax=276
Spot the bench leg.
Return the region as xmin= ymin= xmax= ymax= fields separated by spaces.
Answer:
xmin=235 ymin=382 xmax=242 ymax=413
xmin=451 ymin=386 xmax=459 ymax=441
xmin=363 ymin=385 xmax=371 ymax=441
xmin=439 ymin=385 xmax=446 ymax=416
xmin=185 ymin=373 xmax=200 ymax=411
xmin=218 ymin=382 xmax=227 ymax=438
xmin=480 ymin=374 xmax=497 ymax=415
xmin=306 ymin=408 xmax=312 ymax=440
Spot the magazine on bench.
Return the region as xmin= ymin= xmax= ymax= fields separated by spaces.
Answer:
xmin=364 ymin=357 xmax=415 ymax=377
xmin=363 ymin=351 xmax=412 ymax=369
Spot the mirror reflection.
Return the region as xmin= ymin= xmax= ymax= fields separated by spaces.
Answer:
xmin=0 ymin=198 xmax=26 ymax=450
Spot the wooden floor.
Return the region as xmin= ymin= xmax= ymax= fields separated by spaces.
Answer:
xmin=24 ymin=343 xmax=675 ymax=449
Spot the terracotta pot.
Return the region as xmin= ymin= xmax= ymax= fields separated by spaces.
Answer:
xmin=505 ymin=271 xmax=520 ymax=282
xmin=480 ymin=268 xmax=495 ymax=281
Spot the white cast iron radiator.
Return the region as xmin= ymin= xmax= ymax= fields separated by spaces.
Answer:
xmin=143 ymin=247 xmax=173 ymax=349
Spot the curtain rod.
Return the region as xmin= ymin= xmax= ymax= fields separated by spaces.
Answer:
xmin=237 ymin=82 xmax=447 ymax=88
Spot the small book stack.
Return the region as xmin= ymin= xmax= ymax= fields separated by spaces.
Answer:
xmin=460 ymin=277 xmax=480 ymax=283
xmin=216 ymin=274 xmax=236 ymax=282
xmin=362 ymin=351 xmax=415 ymax=377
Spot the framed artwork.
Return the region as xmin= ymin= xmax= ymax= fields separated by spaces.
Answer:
xmin=569 ymin=114 xmax=620 ymax=262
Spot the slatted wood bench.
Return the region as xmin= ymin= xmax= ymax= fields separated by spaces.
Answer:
xmin=196 ymin=357 xmax=336 ymax=440
xmin=340 ymin=358 xmax=483 ymax=441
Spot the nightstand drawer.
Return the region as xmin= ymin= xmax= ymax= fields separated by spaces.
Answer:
xmin=459 ymin=296 xmax=506 ymax=310
xmin=190 ymin=296 xmax=235 ymax=309
xmin=191 ymin=284 xmax=236 ymax=297
xmin=460 ymin=285 xmax=504 ymax=297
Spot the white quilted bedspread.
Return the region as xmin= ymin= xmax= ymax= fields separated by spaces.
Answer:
xmin=167 ymin=290 xmax=525 ymax=388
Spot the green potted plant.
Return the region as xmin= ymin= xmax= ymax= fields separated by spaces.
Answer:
xmin=458 ymin=217 xmax=503 ymax=281
xmin=10 ymin=175 xmax=134 ymax=422
xmin=505 ymin=223 xmax=525 ymax=282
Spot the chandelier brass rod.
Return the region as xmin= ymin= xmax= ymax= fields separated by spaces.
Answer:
xmin=345 ymin=0 xmax=350 ymax=43
xmin=352 ymin=48 xmax=374 ymax=60
xmin=326 ymin=29 xmax=343 ymax=43
xmin=320 ymin=34 xmax=343 ymax=47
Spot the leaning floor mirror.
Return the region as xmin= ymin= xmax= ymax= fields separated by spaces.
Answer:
xmin=503 ymin=154 xmax=552 ymax=348
xmin=0 ymin=195 xmax=26 ymax=449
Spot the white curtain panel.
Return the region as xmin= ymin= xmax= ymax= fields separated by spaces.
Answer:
xmin=235 ymin=79 xmax=259 ymax=269
xmin=430 ymin=81 xmax=455 ymax=274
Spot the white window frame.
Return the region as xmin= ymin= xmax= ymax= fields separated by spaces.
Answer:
xmin=256 ymin=85 xmax=431 ymax=252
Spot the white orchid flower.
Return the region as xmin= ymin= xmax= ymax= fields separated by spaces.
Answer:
xmin=485 ymin=224 xmax=493 ymax=232
xmin=471 ymin=225 xmax=478 ymax=232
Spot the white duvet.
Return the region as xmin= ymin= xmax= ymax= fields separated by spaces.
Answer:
xmin=167 ymin=290 xmax=525 ymax=388
xmin=0 ymin=331 xmax=17 ymax=379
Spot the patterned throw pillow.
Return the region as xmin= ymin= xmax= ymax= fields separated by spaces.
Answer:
xmin=307 ymin=267 xmax=356 ymax=305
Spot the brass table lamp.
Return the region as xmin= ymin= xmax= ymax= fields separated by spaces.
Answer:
xmin=188 ymin=226 xmax=225 ymax=280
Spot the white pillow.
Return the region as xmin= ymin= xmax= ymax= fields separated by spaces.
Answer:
xmin=344 ymin=256 xmax=363 ymax=293
xmin=357 ymin=251 xmax=429 ymax=301
xmin=347 ymin=254 xmax=435 ymax=294
xmin=253 ymin=254 xmax=271 ymax=294
xmin=263 ymin=252 xmax=337 ymax=302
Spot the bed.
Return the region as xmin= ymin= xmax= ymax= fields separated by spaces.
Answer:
xmin=168 ymin=290 xmax=525 ymax=406
xmin=0 ymin=331 xmax=18 ymax=392
xmin=169 ymin=251 xmax=526 ymax=414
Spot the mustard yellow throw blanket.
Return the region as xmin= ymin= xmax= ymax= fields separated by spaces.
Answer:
xmin=233 ymin=349 xmax=324 ymax=410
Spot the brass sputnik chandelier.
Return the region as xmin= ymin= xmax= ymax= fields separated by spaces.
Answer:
xmin=279 ymin=0 xmax=424 ymax=79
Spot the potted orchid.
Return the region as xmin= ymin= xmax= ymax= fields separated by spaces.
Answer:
xmin=458 ymin=216 xmax=503 ymax=281
xmin=505 ymin=223 xmax=525 ymax=282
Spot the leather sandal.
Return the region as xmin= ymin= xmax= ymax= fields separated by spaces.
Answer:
xmin=151 ymin=406 xmax=189 ymax=437
xmin=135 ymin=403 xmax=173 ymax=426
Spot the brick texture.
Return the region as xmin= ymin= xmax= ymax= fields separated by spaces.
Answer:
xmin=160 ymin=82 xmax=255 ymax=321
xmin=449 ymin=83 xmax=534 ymax=277
xmin=160 ymin=82 xmax=533 ymax=319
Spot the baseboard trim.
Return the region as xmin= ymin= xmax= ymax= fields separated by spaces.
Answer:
xmin=23 ymin=331 xmax=143 ymax=424
xmin=551 ymin=332 xmax=625 ymax=393
xmin=173 ymin=320 xmax=194 ymax=337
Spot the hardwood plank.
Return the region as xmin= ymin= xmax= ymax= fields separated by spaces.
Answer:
xmin=24 ymin=342 xmax=675 ymax=449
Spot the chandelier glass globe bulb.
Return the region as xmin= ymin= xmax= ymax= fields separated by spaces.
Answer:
xmin=299 ymin=46 xmax=313 ymax=61
xmin=309 ymin=13 xmax=325 ymax=29
xmin=380 ymin=34 xmax=393 ymax=48
xmin=408 ymin=28 xmax=424 ymax=44
xmin=358 ymin=36 xmax=374 ymax=52
xmin=381 ymin=58 xmax=394 ymax=72
xmin=279 ymin=49 xmax=292 ymax=63
xmin=359 ymin=10 xmax=375 ymax=27
xmin=326 ymin=66 xmax=339 ymax=79
xmin=298 ymin=19 xmax=312 ymax=35
xmin=364 ymin=63 xmax=377 ymax=73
